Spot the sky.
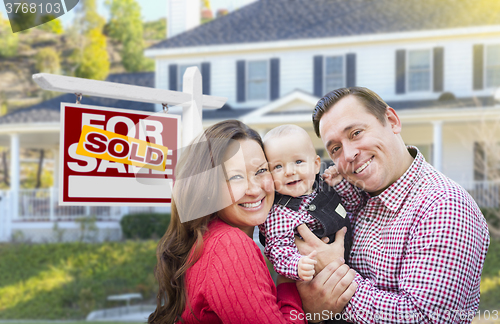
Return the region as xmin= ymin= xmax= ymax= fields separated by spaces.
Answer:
xmin=1 ymin=0 xmax=257 ymax=28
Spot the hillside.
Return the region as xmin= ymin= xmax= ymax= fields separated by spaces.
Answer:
xmin=0 ymin=18 xmax=165 ymax=115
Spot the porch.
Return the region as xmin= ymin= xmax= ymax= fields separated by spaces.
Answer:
xmin=0 ymin=188 xmax=170 ymax=242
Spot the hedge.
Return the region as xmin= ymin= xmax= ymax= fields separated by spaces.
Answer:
xmin=120 ymin=213 xmax=171 ymax=240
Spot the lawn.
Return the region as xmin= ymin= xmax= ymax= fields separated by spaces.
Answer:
xmin=479 ymin=239 xmax=500 ymax=312
xmin=0 ymin=238 xmax=498 ymax=320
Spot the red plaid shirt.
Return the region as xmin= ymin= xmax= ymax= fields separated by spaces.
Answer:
xmin=336 ymin=147 xmax=490 ymax=323
xmin=259 ymin=191 xmax=324 ymax=280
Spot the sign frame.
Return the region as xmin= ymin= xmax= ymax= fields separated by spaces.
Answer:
xmin=59 ymin=102 xmax=181 ymax=206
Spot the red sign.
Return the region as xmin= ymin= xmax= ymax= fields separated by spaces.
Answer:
xmin=59 ymin=103 xmax=179 ymax=205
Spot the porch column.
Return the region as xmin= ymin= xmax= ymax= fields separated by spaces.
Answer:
xmin=432 ymin=121 xmax=443 ymax=172
xmin=52 ymin=148 xmax=59 ymax=189
xmin=51 ymin=148 xmax=59 ymax=221
xmin=10 ymin=133 xmax=20 ymax=219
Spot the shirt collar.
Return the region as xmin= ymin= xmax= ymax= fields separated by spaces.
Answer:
xmin=375 ymin=146 xmax=425 ymax=212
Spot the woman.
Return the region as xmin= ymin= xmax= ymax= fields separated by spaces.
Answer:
xmin=148 ymin=120 xmax=353 ymax=324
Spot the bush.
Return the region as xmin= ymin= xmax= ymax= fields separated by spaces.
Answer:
xmin=35 ymin=47 xmax=61 ymax=74
xmin=120 ymin=213 xmax=170 ymax=240
xmin=0 ymin=13 xmax=18 ymax=58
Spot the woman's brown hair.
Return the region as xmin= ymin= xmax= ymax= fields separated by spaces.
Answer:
xmin=148 ymin=120 xmax=263 ymax=324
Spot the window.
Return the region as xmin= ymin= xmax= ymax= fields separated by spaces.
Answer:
xmin=486 ymin=44 xmax=500 ymax=88
xmin=178 ymin=64 xmax=200 ymax=90
xmin=247 ymin=60 xmax=268 ymax=101
xmin=408 ymin=49 xmax=431 ymax=92
xmin=324 ymin=56 xmax=344 ymax=93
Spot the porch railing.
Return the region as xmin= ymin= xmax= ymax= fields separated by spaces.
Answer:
xmin=465 ymin=180 xmax=500 ymax=208
xmin=17 ymin=188 xmax=122 ymax=221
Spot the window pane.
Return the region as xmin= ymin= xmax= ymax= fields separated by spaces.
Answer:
xmin=247 ymin=61 xmax=268 ymax=100
xmin=408 ymin=50 xmax=430 ymax=91
xmin=326 ymin=56 xmax=343 ymax=75
xmin=409 ymin=50 xmax=430 ymax=69
xmin=248 ymin=80 xmax=267 ymax=100
xmin=248 ymin=61 xmax=267 ymax=79
xmin=325 ymin=56 xmax=344 ymax=92
xmin=325 ymin=76 xmax=343 ymax=91
xmin=486 ymin=45 xmax=500 ymax=88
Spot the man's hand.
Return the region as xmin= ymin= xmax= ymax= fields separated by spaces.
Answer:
xmin=322 ymin=165 xmax=343 ymax=187
xmin=296 ymin=258 xmax=358 ymax=319
xmin=295 ymin=224 xmax=346 ymax=273
xmin=298 ymin=250 xmax=317 ymax=281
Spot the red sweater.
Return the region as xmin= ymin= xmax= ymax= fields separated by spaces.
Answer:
xmin=179 ymin=218 xmax=306 ymax=323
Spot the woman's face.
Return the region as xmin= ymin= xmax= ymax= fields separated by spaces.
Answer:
xmin=218 ymin=139 xmax=274 ymax=236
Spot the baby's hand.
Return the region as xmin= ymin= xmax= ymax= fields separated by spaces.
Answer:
xmin=298 ymin=250 xmax=317 ymax=281
xmin=322 ymin=165 xmax=343 ymax=187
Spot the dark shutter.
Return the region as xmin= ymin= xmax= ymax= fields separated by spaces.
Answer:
xmin=168 ymin=64 xmax=178 ymax=91
xmin=313 ymin=55 xmax=323 ymax=97
xmin=395 ymin=50 xmax=406 ymax=94
xmin=433 ymin=47 xmax=444 ymax=92
xmin=236 ymin=60 xmax=246 ymax=102
xmin=201 ymin=62 xmax=210 ymax=95
xmin=270 ymin=58 xmax=280 ymax=100
xmin=473 ymin=44 xmax=484 ymax=90
xmin=346 ymin=53 xmax=356 ymax=87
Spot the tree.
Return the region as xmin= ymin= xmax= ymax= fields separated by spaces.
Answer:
xmin=143 ymin=18 xmax=166 ymax=41
xmin=75 ymin=28 xmax=109 ymax=80
xmin=9 ymin=3 xmax=36 ymax=33
xmin=70 ymin=0 xmax=109 ymax=80
xmin=35 ymin=48 xmax=61 ymax=74
xmin=106 ymin=0 xmax=154 ymax=72
xmin=0 ymin=12 xmax=19 ymax=58
xmin=74 ymin=0 xmax=105 ymax=33
xmin=39 ymin=15 xmax=64 ymax=34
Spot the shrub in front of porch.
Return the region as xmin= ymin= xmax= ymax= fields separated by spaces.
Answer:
xmin=120 ymin=212 xmax=171 ymax=240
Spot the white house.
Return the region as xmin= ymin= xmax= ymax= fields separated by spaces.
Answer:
xmin=1 ymin=0 xmax=500 ymax=242
xmin=146 ymin=0 xmax=500 ymax=209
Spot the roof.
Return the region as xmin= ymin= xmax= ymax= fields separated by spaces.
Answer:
xmin=203 ymin=104 xmax=255 ymax=120
xmin=0 ymin=72 xmax=156 ymax=125
xmin=150 ymin=0 xmax=500 ymax=50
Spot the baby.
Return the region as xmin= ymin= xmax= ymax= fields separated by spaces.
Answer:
xmin=259 ymin=124 xmax=352 ymax=281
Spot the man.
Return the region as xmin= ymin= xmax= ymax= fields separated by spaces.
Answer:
xmin=296 ymin=87 xmax=490 ymax=323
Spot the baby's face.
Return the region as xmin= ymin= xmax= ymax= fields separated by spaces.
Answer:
xmin=264 ymin=133 xmax=321 ymax=197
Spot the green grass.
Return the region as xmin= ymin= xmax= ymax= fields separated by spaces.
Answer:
xmin=0 ymin=238 xmax=499 ymax=320
xmin=0 ymin=241 xmax=158 ymax=320
xmin=480 ymin=239 xmax=500 ymax=311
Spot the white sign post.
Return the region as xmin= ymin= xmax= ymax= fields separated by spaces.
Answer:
xmin=33 ymin=67 xmax=227 ymax=205
xmin=33 ymin=68 xmax=226 ymax=147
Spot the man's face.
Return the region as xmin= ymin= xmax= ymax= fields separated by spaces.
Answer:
xmin=319 ymin=95 xmax=403 ymax=195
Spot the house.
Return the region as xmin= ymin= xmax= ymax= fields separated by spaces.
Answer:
xmin=2 ymin=0 xmax=500 ymax=242
xmin=0 ymin=72 xmax=169 ymax=242
xmin=146 ymin=0 xmax=500 ymax=209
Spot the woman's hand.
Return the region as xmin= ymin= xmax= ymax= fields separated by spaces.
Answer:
xmin=296 ymin=258 xmax=357 ymax=319
xmin=295 ymin=224 xmax=346 ymax=273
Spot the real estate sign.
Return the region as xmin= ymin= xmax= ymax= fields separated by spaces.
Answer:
xmin=59 ymin=103 xmax=179 ymax=205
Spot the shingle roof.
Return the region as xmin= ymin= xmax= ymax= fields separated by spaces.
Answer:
xmin=0 ymin=72 xmax=156 ymax=125
xmin=203 ymin=104 xmax=255 ymax=120
xmin=150 ymin=0 xmax=500 ymax=50
xmin=263 ymin=95 xmax=496 ymax=116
